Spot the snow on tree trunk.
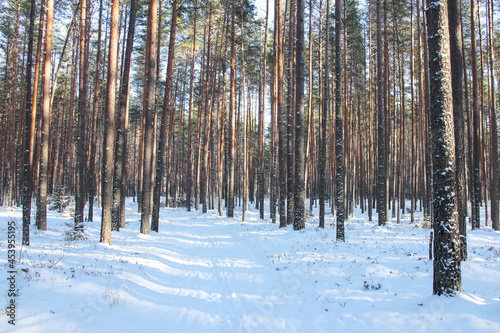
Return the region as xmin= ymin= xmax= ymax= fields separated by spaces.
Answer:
xmin=293 ymin=0 xmax=306 ymax=230
xmin=425 ymin=0 xmax=462 ymax=295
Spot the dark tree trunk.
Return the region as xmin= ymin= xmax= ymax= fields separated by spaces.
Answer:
xmin=334 ymin=0 xmax=344 ymax=239
xmin=22 ymin=0 xmax=37 ymax=245
xmin=186 ymin=0 xmax=197 ymax=212
xmin=293 ymin=0 xmax=306 ymax=230
xmin=111 ymin=0 xmax=137 ymax=231
xmin=319 ymin=0 xmax=330 ymax=229
xmin=88 ymin=0 xmax=103 ymax=222
xmin=448 ymin=0 xmax=467 ymax=260
xmin=285 ymin=0 xmax=294 ymax=227
xmin=258 ymin=0 xmax=268 ymax=220
xmin=152 ymin=0 xmax=178 ymax=231
xmin=426 ymin=0 xmax=462 ymax=295
xmin=227 ymin=0 xmax=236 ymax=218
xmin=75 ymin=0 xmax=89 ymax=232
xmin=376 ymin=0 xmax=387 ymax=226
xmin=470 ymin=0 xmax=481 ymax=230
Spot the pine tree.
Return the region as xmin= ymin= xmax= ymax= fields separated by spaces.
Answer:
xmin=101 ymin=0 xmax=121 ymax=244
xmin=426 ymin=0 xmax=461 ymax=295
xmin=293 ymin=0 xmax=306 ymax=230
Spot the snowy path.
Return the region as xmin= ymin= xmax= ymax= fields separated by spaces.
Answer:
xmin=1 ymin=201 xmax=500 ymax=332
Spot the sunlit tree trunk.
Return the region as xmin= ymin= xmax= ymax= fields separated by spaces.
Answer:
xmin=101 ymin=0 xmax=121 ymax=244
xmin=36 ymin=0 xmax=54 ymax=233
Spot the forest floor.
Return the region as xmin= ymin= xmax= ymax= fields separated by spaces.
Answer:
xmin=1 ymin=199 xmax=500 ymax=332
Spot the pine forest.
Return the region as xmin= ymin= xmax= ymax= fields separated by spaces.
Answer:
xmin=1 ymin=0 xmax=500 ymax=331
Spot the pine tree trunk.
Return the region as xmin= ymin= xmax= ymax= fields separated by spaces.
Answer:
xmin=140 ymin=0 xmax=158 ymax=233
xmin=285 ymin=0 xmax=294 ymax=227
xmin=426 ymin=0 xmax=462 ymax=295
xmin=100 ymin=0 xmax=120 ymax=244
xmin=319 ymin=0 xmax=329 ymax=229
xmin=334 ymin=0 xmax=344 ymax=239
xmin=376 ymin=0 xmax=387 ymax=226
xmin=75 ymin=0 xmax=89 ymax=232
xmin=293 ymin=0 xmax=306 ymax=230
xmin=22 ymin=0 xmax=37 ymax=245
xmin=35 ymin=0 xmax=54 ymax=233
xmin=487 ymin=0 xmax=499 ymax=231
xmin=227 ymin=0 xmax=236 ymax=218
xmin=88 ymin=0 xmax=103 ymax=222
xmin=112 ymin=0 xmax=137 ymax=230
xmin=186 ymin=0 xmax=197 ymax=212
xmin=258 ymin=0 xmax=268 ymax=220
xmin=448 ymin=0 xmax=467 ymax=259
xmin=153 ymin=0 xmax=178 ymax=230
xmin=471 ymin=0 xmax=481 ymax=230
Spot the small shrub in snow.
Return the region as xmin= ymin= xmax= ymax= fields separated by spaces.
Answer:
xmin=49 ymin=186 xmax=71 ymax=213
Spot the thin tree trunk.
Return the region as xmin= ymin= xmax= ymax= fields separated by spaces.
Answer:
xmin=448 ymin=0 xmax=467 ymax=259
xmin=258 ymin=0 xmax=268 ymax=220
xmin=75 ymin=0 xmax=89 ymax=232
xmin=140 ymin=0 xmax=158 ymax=233
xmin=319 ymin=0 xmax=329 ymax=228
xmin=293 ymin=0 xmax=306 ymax=230
xmin=376 ymin=0 xmax=387 ymax=226
xmin=334 ymin=0 xmax=344 ymax=238
xmin=88 ymin=0 xmax=103 ymax=222
xmin=36 ymin=0 xmax=54 ymax=232
xmin=152 ymin=0 xmax=178 ymax=231
xmin=112 ymin=0 xmax=137 ymax=230
xmin=186 ymin=0 xmax=197 ymax=212
xmin=487 ymin=0 xmax=499 ymax=231
xmin=22 ymin=0 xmax=37 ymax=245
xmin=285 ymin=0 xmax=294 ymax=227
xmin=227 ymin=0 xmax=236 ymax=218
xmin=471 ymin=0 xmax=481 ymax=230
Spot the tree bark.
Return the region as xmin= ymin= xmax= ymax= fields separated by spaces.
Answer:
xmin=152 ymin=0 xmax=178 ymax=231
xmin=293 ymin=0 xmax=306 ymax=230
xmin=112 ymin=0 xmax=137 ymax=230
xmin=35 ymin=0 xmax=54 ymax=233
xmin=426 ymin=0 xmax=462 ymax=295
xmin=88 ymin=0 xmax=103 ymax=222
xmin=376 ymin=0 xmax=387 ymax=226
xmin=487 ymin=0 xmax=499 ymax=231
xmin=470 ymin=0 xmax=481 ymax=230
xmin=75 ymin=0 xmax=89 ymax=232
xmin=258 ymin=0 xmax=268 ymax=220
xmin=448 ymin=0 xmax=467 ymax=259
xmin=139 ymin=0 xmax=158 ymax=233
xmin=334 ymin=0 xmax=345 ymax=239
xmin=186 ymin=0 xmax=198 ymax=212
xmin=319 ymin=0 xmax=330 ymax=229
xmin=101 ymin=0 xmax=121 ymax=244
xmin=227 ymin=0 xmax=236 ymax=218
xmin=22 ymin=0 xmax=37 ymax=245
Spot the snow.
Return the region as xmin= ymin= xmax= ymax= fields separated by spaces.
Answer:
xmin=1 ymin=200 xmax=500 ymax=332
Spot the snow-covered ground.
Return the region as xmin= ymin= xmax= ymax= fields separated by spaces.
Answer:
xmin=1 ymin=199 xmax=499 ymax=332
